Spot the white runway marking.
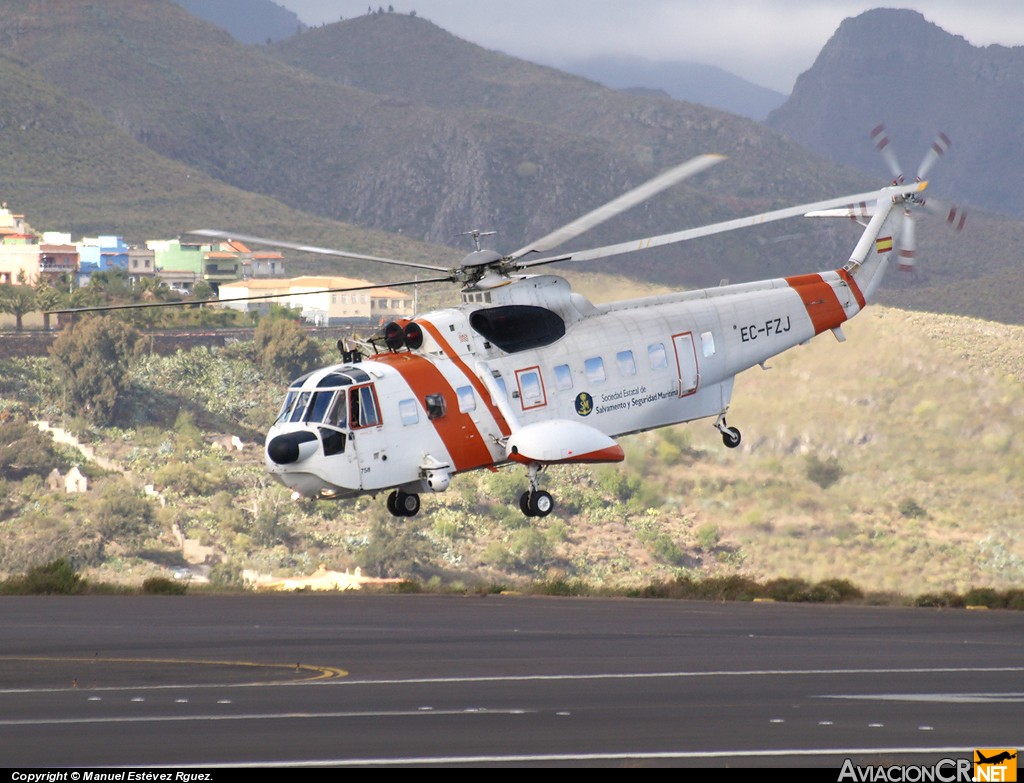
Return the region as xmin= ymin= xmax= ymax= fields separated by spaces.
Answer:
xmin=174 ymin=746 xmax=990 ymax=767
xmin=821 ymin=693 xmax=1024 ymax=703
xmin=1 ymin=665 xmax=1020 ymax=695
xmin=0 ymin=707 xmax=534 ymax=727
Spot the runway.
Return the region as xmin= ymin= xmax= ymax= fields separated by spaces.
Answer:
xmin=1 ymin=594 xmax=1021 ymax=767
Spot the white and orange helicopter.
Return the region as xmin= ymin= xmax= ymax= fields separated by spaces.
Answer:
xmin=61 ymin=136 xmax=956 ymax=519
xmin=184 ymin=135 xmax=957 ymax=520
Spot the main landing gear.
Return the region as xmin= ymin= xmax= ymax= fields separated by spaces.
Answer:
xmin=387 ymin=489 xmax=420 ymax=517
xmin=715 ymin=414 xmax=742 ymax=449
xmin=519 ymin=462 xmax=555 ymax=518
xmin=520 ymin=489 xmax=554 ymax=518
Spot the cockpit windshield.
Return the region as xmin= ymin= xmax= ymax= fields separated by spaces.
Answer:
xmin=274 ymin=366 xmax=369 ymax=428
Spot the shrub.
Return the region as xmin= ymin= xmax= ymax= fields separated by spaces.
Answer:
xmin=1 ymin=558 xmax=86 ymax=595
xmin=963 ymin=587 xmax=1004 ymax=608
xmin=696 ymin=523 xmax=721 ymax=551
xmin=765 ymin=577 xmax=814 ymax=602
xmin=142 ymin=577 xmax=187 ymax=595
xmin=898 ymin=498 xmax=927 ymax=518
xmin=812 ymin=578 xmax=864 ymax=602
xmin=805 ymin=454 xmax=843 ymax=489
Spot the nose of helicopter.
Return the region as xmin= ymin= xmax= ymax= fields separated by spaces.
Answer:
xmin=266 ymin=430 xmax=318 ymax=465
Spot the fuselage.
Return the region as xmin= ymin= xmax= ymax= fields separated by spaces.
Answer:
xmin=264 ymin=263 xmax=868 ymax=500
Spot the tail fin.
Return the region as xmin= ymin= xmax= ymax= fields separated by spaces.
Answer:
xmin=839 ymin=182 xmax=923 ymax=304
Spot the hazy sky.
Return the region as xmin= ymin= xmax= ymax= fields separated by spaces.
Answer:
xmin=277 ymin=0 xmax=1024 ymax=92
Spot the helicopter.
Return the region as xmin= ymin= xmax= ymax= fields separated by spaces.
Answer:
xmin=184 ymin=152 xmax=938 ymax=519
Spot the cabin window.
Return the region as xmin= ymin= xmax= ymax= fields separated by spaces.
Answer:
xmin=457 ymin=385 xmax=476 ymax=413
xmin=425 ymin=394 xmax=446 ymax=420
xmin=515 ymin=367 xmax=547 ymax=409
xmin=648 ymin=342 xmax=668 ymax=370
xmin=398 ymin=398 xmax=419 ymax=426
xmin=701 ymin=330 xmax=716 ymax=357
xmin=584 ymin=357 xmax=606 ymax=383
xmin=350 ymin=385 xmax=381 ymax=428
xmin=494 ymin=376 xmax=508 ymax=401
xmin=554 ymin=363 xmax=573 ymax=391
xmin=616 ymin=350 xmax=637 ymax=377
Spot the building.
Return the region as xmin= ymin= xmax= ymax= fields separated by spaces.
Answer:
xmin=127 ymin=246 xmax=156 ymax=281
xmin=218 ymin=275 xmax=414 ymax=325
xmin=0 ymin=203 xmax=40 ymax=285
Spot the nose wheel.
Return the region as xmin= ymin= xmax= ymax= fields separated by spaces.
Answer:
xmin=386 ymin=489 xmax=420 ymax=517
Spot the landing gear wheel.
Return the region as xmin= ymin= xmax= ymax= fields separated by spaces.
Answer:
xmin=722 ymin=426 xmax=741 ymax=449
xmin=529 ymin=490 xmax=554 ymax=518
xmin=387 ymin=490 xmax=420 ymax=517
xmin=398 ymin=491 xmax=420 ymax=517
xmin=520 ymin=491 xmax=535 ymax=517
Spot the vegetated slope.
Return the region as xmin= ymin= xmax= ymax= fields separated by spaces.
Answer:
xmin=768 ymin=8 xmax=1024 ymax=219
xmin=2 ymin=301 xmax=1019 ymax=596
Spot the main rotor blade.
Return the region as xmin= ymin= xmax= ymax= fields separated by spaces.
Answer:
xmin=187 ymin=230 xmax=452 ymax=273
xmin=45 ymin=275 xmax=453 ymax=316
xmin=518 ymin=182 xmax=927 ymax=269
xmin=507 ymin=153 xmax=726 ymax=260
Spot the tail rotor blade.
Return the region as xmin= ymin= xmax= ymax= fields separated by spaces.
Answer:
xmin=916 ymin=132 xmax=952 ymax=181
xmin=870 ymin=124 xmax=904 ymax=183
xmin=920 ymin=197 xmax=967 ymax=231
xmin=897 ymin=210 xmax=917 ymax=271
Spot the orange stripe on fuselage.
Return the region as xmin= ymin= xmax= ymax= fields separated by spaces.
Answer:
xmin=836 ymin=267 xmax=867 ymax=310
xmin=785 ymin=273 xmax=847 ymax=335
xmin=373 ymin=352 xmax=495 ymax=473
xmin=417 ymin=320 xmax=512 ymax=437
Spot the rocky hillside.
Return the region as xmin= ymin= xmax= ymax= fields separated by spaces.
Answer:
xmin=768 ymin=8 xmax=1024 ymax=219
xmin=0 ymin=1 xmax=1021 ymax=322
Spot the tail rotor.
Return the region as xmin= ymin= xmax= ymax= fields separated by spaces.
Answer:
xmin=870 ymin=125 xmax=965 ymax=273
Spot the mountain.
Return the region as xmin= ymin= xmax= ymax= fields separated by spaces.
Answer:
xmin=0 ymin=1 xmax=1021 ymax=323
xmin=0 ymin=2 xmax=866 ymax=285
xmin=554 ymin=55 xmax=787 ymax=121
xmin=767 ymin=8 xmax=1024 ymax=219
xmin=170 ymin=0 xmax=305 ymax=43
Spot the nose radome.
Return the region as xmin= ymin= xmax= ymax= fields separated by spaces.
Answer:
xmin=267 ymin=431 xmax=318 ymax=465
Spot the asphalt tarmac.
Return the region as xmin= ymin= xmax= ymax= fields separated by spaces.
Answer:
xmin=1 ymin=594 xmax=1021 ymax=767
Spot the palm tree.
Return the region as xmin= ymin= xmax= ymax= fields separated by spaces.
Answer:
xmin=0 ymin=284 xmax=37 ymax=333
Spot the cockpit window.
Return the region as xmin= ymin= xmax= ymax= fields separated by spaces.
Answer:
xmin=276 ymin=390 xmax=300 ymax=424
xmin=317 ymin=373 xmax=352 ymax=388
xmin=288 ymin=391 xmax=312 ymax=423
xmin=327 ymin=393 xmax=347 ymax=427
xmin=305 ymin=391 xmax=335 ymax=424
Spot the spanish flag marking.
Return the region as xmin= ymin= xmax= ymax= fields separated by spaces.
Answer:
xmin=876 ymin=236 xmax=893 ymax=253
